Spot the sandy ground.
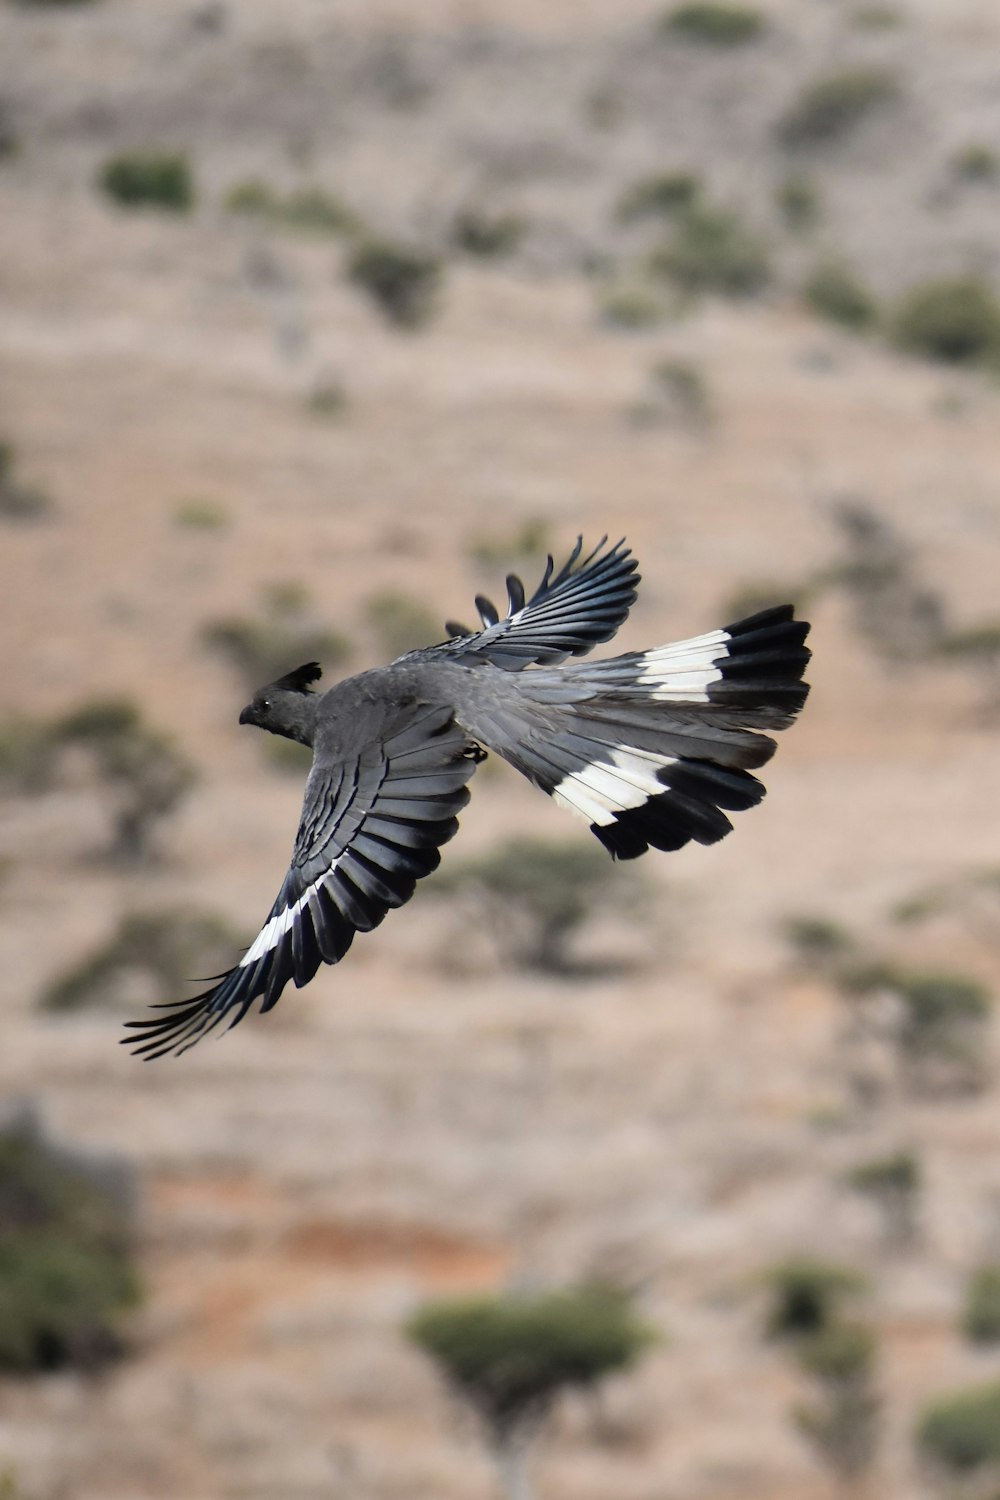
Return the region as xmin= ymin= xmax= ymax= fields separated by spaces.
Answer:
xmin=3 ymin=1 xmax=1000 ymax=1497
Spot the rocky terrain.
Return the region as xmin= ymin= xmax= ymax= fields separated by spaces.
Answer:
xmin=3 ymin=1 xmax=1000 ymax=1496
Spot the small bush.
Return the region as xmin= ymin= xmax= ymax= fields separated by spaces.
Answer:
xmin=891 ymin=275 xmax=1000 ymax=365
xmin=467 ymin=519 xmax=551 ymax=571
xmin=407 ymin=1285 xmax=653 ymax=1440
xmin=42 ymin=909 xmax=243 ymax=1013
xmin=847 ymin=1149 xmax=921 ymax=1246
xmin=203 ymin=586 xmax=350 ymax=691
xmin=777 ymin=69 xmax=899 ymax=148
xmin=764 ymin=1257 xmax=869 ymax=1339
xmin=917 ymin=1378 xmax=1000 ymax=1473
xmin=0 ymin=717 xmax=59 ymax=794
xmin=617 ymin=171 xmax=700 ymax=223
xmin=0 ymin=1112 xmax=139 ymax=1373
xmin=895 ymin=971 xmax=990 ymax=1050
xmin=796 ymin=1321 xmax=876 ymax=1383
xmin=0 ymin=441 xmax=54 ymax=522
xmin=963 ymin=1265 xmax=1000 ymax=1344
xmin=952 ymin=143 xmax=999 ymax=183
xmin=794 ymin=1322 xmax=880 ymax=1483
xmin=776 ymin=174 xmax=821 ymax=234
xmin=644 ymin=358 xmax=712 ymax=427
xmin=57 ymin=698 xmax=196 ymax=865
xmin=850 ymin=3 xmax=901 ymax=27
xmin=650 ymin=204 xmax=770 ymax=297
xmin=173 ymin=496 xmax=229 ymax=530
xmin=939 ymin=620 xmax=1000 ymax=662
xmin=662 ymin=2 xmax=766 ymax=45
xmin=224 ymin=179 xmax=358 ymax=236
xmin=782 ymin=914 xmax=854 ymax=965
xmin=365 ymin=589 xmax=439 ymax=659
xmin=434 ymin=836 xmax=628 ymax=973
xmin=803 ymin=258 xmax=878 ymax=331
xmin=98 ymin=152 xmax=194 ymax=213
xmin=451 ymin=207 xmax=524 ymax=258
xmin=305 ymin=379 xmax=348 ymax=419
xmin=347 ymin=239 xmax=441 ymax=328
xmin=599 ymin=280 xmax=669 ymax=329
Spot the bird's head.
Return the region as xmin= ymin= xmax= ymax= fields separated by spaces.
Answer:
xmin=239 ymin=662 xmax=322 ymax=745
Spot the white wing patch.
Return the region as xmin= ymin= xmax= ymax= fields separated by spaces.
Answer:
xmin=638 ymin=627 xmax=730 ymax=702
xmin=551 ymin=747 xmax=676 ymax=826
xmin=239 ymin=856 xmax=344 ymax=967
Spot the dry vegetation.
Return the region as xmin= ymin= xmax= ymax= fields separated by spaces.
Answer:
xmin=3 ymin=0 xmax=1000 ymax=1497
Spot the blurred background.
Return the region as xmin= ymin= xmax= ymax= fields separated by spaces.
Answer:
xmin=3 ymin=0 xmax=1000 ymax=1496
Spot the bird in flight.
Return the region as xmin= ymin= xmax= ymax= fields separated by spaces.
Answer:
xmin=125 ymin=538 xmax=810 ymax=1057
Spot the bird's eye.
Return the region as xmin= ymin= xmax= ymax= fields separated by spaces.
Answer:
xmin=261 ymin=699 xmax=271 ymax=712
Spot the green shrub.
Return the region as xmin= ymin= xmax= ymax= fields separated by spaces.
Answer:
xmin=305 ymin=379 xmax=348 ymax=419
xmin=0 ymin=441 xmax=54 ymax=522
xmin=662 ymin=2 xmax=766 ymax=45
xmin=433 ymin=836 xmax=628 ymax=973
xmin=0 ymin=1112 xmax=139 ymax=1373
xmin=894 ymin=972 xmax=990 ymax=1050
xmin=98 ymin=152 xmax=194 ymax=213
xmin=891 ymin=275 xmax=1000 ymax=365
xmin=794 ymin=1323 xmax=880 ymax=1482
xmin=777 ymin=69 xmax=899 ymax=148
xmin=224 ymin=179 xmax=358 ymax=236
xmin=847 ymin=1150 xmax=921 ymax=1246
xmin=407 ymin=1285 xmax=653 ymax=1440
xmin=650 ymin=204 xmax=770 ymax=297
xmin=803 ymin=257 xmax=878 ymax=331
xmin=364 ymin=589 xmax=439 ymax=659
xmin=467 ymin=519 xmax=551 ymax=571
xmin=776 ymin=174 xmax=821 ymax=233
xmin=952 ymin=143 xmax=999 ymax=183
xmin=963 ymin=1265 xmax=1000 ymax=1344
xmin=796 ymin=1321 xmax=876 ymax=1383
xmin=0 ymin=716 xmax=59 ymax=793
xmin=617 ymin=170 xmax=700 ymax=223
xmin=451 ymin=207 xmax=524 ymax=257
xmin=203 ymin=586 xmax=350 ymax=691
xmin=347 ymin=239 xmax=441 ymax=328
xmin=56 ymin=698 xmax=197 ymax=865
xmin=938 ymin=620 xmax=1000 ymax=661
xmin=917 ymin=1378 xmax=1000 ymax=1473
xmin=850 ymin=3 xmax=901 ymax=27
xmin=42 ymin=909 xmax=243 ymax=1012
xmin=647 ymin=358 xmax=712 ymax=425
xmin=173 ymin=496 xmax=229 ymax=530
xmin=763 ymin=1257 xmax=869 ymax=1339
xmin=598 ymin=280 xmax=669 ymax=329
xmin=781 ymin=914 xmax=854 ymax=964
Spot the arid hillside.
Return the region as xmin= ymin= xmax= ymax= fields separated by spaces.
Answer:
xmin=3 ymin=2 xmax=1000 ymax=1498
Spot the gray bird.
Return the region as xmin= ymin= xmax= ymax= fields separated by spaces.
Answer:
xmin=125 ymin=538 xmax=810 ymax=1058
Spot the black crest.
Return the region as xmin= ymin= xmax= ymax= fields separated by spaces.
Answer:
xmin=273 ymin=662 xmax=323 ymax=694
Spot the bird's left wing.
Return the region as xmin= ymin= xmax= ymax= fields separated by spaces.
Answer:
xmin=123 ymin=705 xmax=476 ymax=1058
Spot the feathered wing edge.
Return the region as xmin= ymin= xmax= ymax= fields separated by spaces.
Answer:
xmin=442 ymin=536 xmax=640 ymax=671
xmin=122 ymin=708 xmax=478 ymax=1058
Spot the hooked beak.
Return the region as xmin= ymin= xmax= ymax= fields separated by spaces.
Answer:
xmin=238 ymin=704 xmax=255 ymax=726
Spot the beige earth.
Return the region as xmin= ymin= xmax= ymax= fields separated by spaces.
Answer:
xmin=3 ymin=1 xmax=1000 ymax=1496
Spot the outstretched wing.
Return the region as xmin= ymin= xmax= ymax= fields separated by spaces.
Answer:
xmin=442 ymin=536 xmax=639 ymax=671
xmin=123 ymin=706 xmax=476 ymax=1058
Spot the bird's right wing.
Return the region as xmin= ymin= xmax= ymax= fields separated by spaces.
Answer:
xmin=442 ymin=536 xmax=639 ymax=671
xmin=123 ymin=705 xmax=476 ymax=1058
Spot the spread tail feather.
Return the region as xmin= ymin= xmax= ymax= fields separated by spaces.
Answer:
xmin=475 ymin=605 xmax=810 ymax=860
